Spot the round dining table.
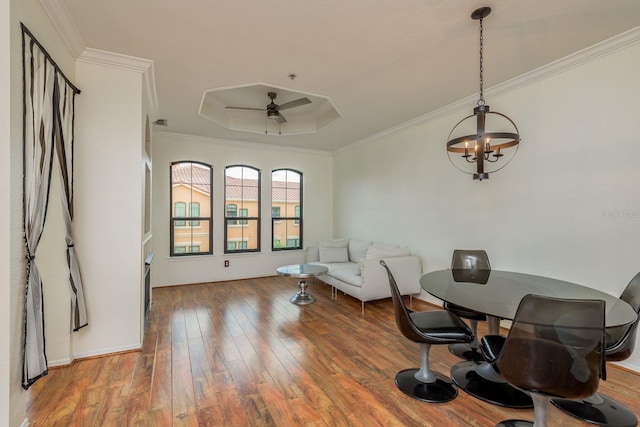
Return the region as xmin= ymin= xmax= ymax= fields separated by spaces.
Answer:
xmin=420 ymin=269 xmax=638 ymax=408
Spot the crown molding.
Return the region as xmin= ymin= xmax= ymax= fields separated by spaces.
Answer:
xmin=77 ymin=48 xmax=159 ymax=117
xmin=39 ymin=0 xmax=85 ymax=57
xmin=336 ymin=26 xmax=640 ymax=155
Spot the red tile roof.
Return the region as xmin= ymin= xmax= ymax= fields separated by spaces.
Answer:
xmin=171 ymin=163 xmax=299 ymax=202
xmin=171 ymin=163 xmax=211 ymax=194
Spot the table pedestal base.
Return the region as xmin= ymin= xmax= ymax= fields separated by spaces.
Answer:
xmin=551 ymin=393 xmax=638 ymax=427
xmin=451 ymin=361 xmax=533 ymax=409
xmin=290 ymin=279 xmax=316 ymax=305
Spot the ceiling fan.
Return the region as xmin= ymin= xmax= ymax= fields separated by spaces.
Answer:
xmin=225 ymin=91 xmax=311 ymax=124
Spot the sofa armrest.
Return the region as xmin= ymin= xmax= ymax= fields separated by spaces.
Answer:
xmin=360 ymin=255 xmax=422 ymax=300
xmin=305 ymin=245 xmax=319 ymax=263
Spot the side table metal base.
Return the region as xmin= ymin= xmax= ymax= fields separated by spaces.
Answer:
xmin=290 ymin=279 xmax=316 ymax=305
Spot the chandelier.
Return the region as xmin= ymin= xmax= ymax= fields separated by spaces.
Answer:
xmin=446 ymin=7 xmax=520 ymax=181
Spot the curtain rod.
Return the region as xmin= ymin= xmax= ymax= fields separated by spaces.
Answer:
xmin=21 ymin=23 xmax=81 ymax=94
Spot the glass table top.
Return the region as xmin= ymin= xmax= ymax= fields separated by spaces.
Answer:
xmin=421 ymin=269 xmax=637 ymax=328
xmin=276 ymin=264 xmax=329 ymax=278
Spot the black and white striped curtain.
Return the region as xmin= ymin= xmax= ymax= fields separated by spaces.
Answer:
xmin=22 ymin=24 xmax=87 ymax=390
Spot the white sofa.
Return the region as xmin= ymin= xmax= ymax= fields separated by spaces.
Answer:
xmin=306 ymin=238 xmax=422 ymax=312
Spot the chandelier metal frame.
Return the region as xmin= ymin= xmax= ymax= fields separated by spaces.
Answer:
xmin=446 ymin=7 xmax=521 ymax=181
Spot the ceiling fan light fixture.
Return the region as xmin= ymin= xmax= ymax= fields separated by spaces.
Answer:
xmin=446 ymin=7 xmax=521 ymax=181
xmin=267 ymin=109 xmax=280 ymax=119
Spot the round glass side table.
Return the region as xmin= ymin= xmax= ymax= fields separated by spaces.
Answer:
xmin=276 ymin=264 xmax=328 ymax=305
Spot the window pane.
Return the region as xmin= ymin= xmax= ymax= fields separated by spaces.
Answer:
xmin=226 ymin=218 xmax=259 ymax=251
xmin=172 ymin=220 xmax=211 ymax=255
xmin=272 ymin=219 xmax=301 ymax=250
xmin=171 ymin=162 xmax=212 ymax=256
xmin=225 ymin=166 xmax=260 ymax=253
xmin=271 ymin=169 xmax=302 ymax=250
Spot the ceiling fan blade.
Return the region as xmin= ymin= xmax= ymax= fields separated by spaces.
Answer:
xmin=278 ymin=97 xmax=311 ymax=111
xmin=225 ymin=106 xmax=266 ymax=111
xmin=277 ymin=113 xmax=287 ymax=124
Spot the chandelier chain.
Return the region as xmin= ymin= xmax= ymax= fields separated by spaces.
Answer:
xmin=478 ymin=16 xmax=485 ymax=106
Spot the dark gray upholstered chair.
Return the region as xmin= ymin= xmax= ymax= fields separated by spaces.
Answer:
xmin=380 ymin=260 xmax=473 ymax=403
xmin=481 ymin=294 xmax=606 ymax=427
xmin=552 ymin=272 xmax=640 ymax=427
xmin=445 ymin=249 xmax=491 ymax=361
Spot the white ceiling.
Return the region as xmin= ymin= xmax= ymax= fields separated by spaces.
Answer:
xmin=47 ymin=0 xmax=640 ymax=152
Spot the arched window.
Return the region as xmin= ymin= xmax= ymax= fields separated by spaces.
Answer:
xmin=170 ymin=161 xmax=212 ymax=256
xmin=271 ymin=169 xmax=302 ymax=250
xmin=225 ymin=165 xmax=260 ymax=253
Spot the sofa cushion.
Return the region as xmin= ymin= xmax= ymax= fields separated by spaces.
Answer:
xmin=348 ymin=239 xmax=371 ymax=263
xmin=366 ymin=244 xmax=411 ymax=260
xmin=319 ymin=238 xmax=349 ymax=248
xmin=310 ymin=261 xmax=356 ymax=274
xmin=319 ymin=238 xmax=350 ymax=263
xmin=331 ymin=267 xmax=364 ymax=287
xmin=319 ymin=246 xmax=349 ymax=263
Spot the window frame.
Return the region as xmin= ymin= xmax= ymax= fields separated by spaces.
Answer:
xmin=224 ymin=165 xmax=261 ymax=254
xmin=271 ymin=168 xmax=303 ymax=251
xmin=170 ymin=161 xmax=213 ymax=257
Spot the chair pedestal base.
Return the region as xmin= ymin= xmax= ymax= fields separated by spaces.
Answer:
xmin=448 ymin=343 xmax=485 ymax=362
xmin=496 ymin=421 xmax=534 ymax=426
xmin=451 ymin=361 xmax=533 ymax=408
xmin=551 ymin=393 xmax=638 ymax=427
xmin=395 ymin=369 xmax=458 ymax=403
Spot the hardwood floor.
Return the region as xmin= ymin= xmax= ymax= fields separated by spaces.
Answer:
xmin=27 ymin=276 xmax=640 ymax=426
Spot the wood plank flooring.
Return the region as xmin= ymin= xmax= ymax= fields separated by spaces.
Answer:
xmin=27 ymin=276 xmax=640 ymax=426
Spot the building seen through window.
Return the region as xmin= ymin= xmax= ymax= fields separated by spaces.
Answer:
xmin=170 ymin=163 xmax=302 ymax=255
xmin=225 ymin=165 xmax=261 ymax=253
xmin=272 ymin=169 xmax=302 ymax=250
xmin=170 ymin=161 xmax=212 ymax=256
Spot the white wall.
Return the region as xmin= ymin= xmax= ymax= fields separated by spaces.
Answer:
xmin=0 ymin=1 xmax=12 ymax=424
xmin=333 ymin=37 xmax=640 ymax=371
xmin=152 ymin=133 xmax=333 ymax=286
xmin=73 ymin=60 xmax=145 ymax=357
